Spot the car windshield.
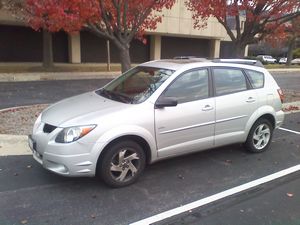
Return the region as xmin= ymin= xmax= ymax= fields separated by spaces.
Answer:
xmin=96 ymin=66 xmax=174 ymax=104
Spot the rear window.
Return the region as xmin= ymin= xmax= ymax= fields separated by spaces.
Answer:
xmin=246 ymin=70 xmax=264 ymax=89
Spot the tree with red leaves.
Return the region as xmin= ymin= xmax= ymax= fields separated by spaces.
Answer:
xmin=186 ymin=0 xmax=300 ymax=58
xmin=266 ymin=17 xmax=300 ymax=65
xmin=24 ymin=0 xmax=175 ymax=72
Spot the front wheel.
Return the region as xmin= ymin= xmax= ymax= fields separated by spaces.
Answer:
xmin=245 ymin=119 xmax=274 ymax=153
xmin=99 ymin=140 xmax=146 ymax=188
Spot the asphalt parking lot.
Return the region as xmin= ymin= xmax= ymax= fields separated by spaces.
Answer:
xmin=0 ymin=112 xmax=299 ymax=225
xmin=0 ymin=71 xmax=300 ymax=225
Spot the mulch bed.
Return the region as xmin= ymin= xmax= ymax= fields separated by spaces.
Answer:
xmin=0 ymin=104 xmax=49 ymax=135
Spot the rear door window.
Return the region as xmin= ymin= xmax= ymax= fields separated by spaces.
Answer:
xmin=213 ymin=68 xmax=247 ymax=96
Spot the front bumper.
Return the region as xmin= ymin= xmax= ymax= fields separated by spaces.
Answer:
xmin=28 ymin=134 xmax=104 ymax=177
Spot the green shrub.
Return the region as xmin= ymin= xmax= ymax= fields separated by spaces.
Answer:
xmin=293 ymin=48 xmax=300 ymax=58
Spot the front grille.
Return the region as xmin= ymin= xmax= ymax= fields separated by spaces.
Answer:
xmin=43 ymin=123 xmax=57 ymax=133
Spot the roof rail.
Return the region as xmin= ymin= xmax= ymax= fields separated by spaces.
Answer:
xmin=172 ymin=56 xmax=209 ymax=62
xmin=212 ymin=59 xmax=264 ymax=68
xmin=173 ymin=56 xmax=197 ymax=59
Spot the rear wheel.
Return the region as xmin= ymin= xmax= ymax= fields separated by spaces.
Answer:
xmin=245 ymin=118 xmax=273 ymax=153
xmin=99 ymin=140 xmax=146 ymax=188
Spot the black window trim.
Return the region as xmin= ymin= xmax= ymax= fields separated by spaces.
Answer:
xmin=210 ymin=66 xmax=252 ymax=97
xmin=157 ymin=67 xmax=212 ymax=105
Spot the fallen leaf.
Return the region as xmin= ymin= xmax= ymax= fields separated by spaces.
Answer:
xmin=283 ymin=105 xmax=300 ymax=112
xmin=177 ymin=174 xmax=184 ymax=180
xmin=287 ymin=193 xmax=294 ymax=197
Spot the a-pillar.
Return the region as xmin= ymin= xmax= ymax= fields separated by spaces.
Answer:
xmin=150 ymin=35 xmax=161 ymax=60
xmin=68 ymin=32 xmax=81 ymax=63
xmin=210 ymin=39 xmax=221 ymax=58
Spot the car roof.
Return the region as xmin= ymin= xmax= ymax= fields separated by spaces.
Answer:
xmin=140 ymin=58 xmax=264 ymax=71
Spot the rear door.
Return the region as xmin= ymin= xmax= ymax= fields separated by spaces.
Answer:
xmin=212 ymin=67 xmax=258 ymax=146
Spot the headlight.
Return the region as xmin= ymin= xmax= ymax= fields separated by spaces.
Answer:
xmin=55 ymin=125 xmax=96 ymax=143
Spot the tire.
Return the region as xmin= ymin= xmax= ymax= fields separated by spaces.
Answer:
xmin=99 ymin=140 xmax=146 ymax=188
xmin=245 ymin=118 xmax=274 ymax=153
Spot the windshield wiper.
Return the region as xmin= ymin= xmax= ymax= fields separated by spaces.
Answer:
xmin=98 ymin=89 xmax=132 ymax=104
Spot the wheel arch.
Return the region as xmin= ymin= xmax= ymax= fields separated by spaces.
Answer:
xmin=257 ymin=114 xmax=275 ymax=129
xmin=96 ymin=135 xmax=153 ymax=176
xmin=246 ymin=112 xmax=276 ymax=140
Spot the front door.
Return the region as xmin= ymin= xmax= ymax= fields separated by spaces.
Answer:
xmin=155 ymin=68 xmax=215 ymax=158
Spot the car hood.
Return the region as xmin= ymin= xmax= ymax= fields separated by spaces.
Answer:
xmin=41 ymin=91 xmax=129 ymax=126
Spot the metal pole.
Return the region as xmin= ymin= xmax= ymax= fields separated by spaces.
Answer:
xmin=107 ymin=40 xmax=111 ymax=71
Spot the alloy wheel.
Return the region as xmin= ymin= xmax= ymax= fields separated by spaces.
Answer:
xmin=252 ymin=124 xmax=271 ymax=150
xmin=109 ymin=149 xmax=140 ymax=182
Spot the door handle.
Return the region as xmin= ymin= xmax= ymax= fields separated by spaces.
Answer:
xmin=246 ymin=97 xmax=256 ymax=103
xmin=202 ymin=105 xmax=214 ymax=111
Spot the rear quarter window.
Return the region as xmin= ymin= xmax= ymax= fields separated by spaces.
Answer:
xmin=245 ymin=70 xmax=264 ymax=89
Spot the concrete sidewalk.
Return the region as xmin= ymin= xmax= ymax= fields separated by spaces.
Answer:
xmin=0 ymin=101 xmax=299 ymax=157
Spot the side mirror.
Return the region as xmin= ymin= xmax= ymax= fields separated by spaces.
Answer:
xmin=155 ymin=97 xmax=178 ymax=109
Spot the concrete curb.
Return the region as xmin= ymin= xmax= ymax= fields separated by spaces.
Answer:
xmin=0 ymin=134 xmax=32 ymax=156
xmin=0 ymin=102 xmax=300 ymax=156
xmin=0 ymin=71 xmax=120 ymax=82
xmin=268 ymin=68 xmax=300 ymax=73
xmin=0 ymin=104 xmax=49 ymax=113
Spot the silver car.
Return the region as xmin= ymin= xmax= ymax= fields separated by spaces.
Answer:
xmin=28 ymin=59 xmax=285 ymax=187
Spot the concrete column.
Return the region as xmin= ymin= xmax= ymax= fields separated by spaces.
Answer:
xmin=150 ymin=35 xmax=161 ymax=60
xmin=244 ymin=45 xmax=249 ymax=57
xmin=68 ymin=32 xmax=81 ymax=63
xmin=210 ymin=39 xmax=221 ymax=58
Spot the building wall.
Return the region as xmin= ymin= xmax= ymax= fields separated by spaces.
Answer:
xmin=0 ymin=1 xmax=233 ymax=63
xmin=0 ymin=25 xmax=68 ymax=62
xmin=161 ymin=36 xmax=210 ymax=59
xmin=150 ymin=0 xmax=229 ymax=40
xmin=220 ymin=41 xmax=236 ymax=58
xmin=0 ymin=25 xmax=42 ymax=62
xmin=80 ymin=31 xmax=150 ymax=63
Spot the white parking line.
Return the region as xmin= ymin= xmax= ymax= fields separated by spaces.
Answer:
xmin=279 ymin=127 xmax=300 ymax=135
xmin=130 ymin=164 xmax=300 ymax=225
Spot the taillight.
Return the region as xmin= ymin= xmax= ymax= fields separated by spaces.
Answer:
xmin=277 ymin=89 xmax=284 ymax=103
